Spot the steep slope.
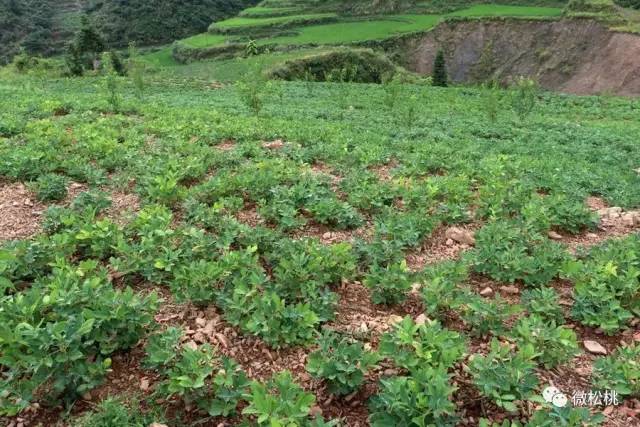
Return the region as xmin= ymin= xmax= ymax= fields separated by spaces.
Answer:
xmin=395 ymin=18 xmax=640 ymax=95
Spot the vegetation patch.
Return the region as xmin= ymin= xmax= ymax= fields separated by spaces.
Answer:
xmin=267 ymin=48 xmax=403 ymax=82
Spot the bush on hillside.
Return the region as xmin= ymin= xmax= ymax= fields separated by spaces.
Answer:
xmin=267 ymin=48 xmax=403 ymax=83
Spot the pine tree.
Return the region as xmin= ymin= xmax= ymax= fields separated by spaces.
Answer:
xmin=66 ymin=16 xmax=106 ymax=76
xmin=432 ymin=49 xmax=448 ymax=87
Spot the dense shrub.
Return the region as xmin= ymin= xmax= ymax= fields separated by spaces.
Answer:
xmin=267 ymin=49 xmax=403 ymax=84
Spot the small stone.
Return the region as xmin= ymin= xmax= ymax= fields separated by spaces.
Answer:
xmin=310 ymin=405 xmax=323 ymax=417
xmin=603 ymin=406 xmax=615 ymax=416
xmin=202 ymin=320 xmax=215 ymax=336
xmin=500 ymin=285 xmax=520 ymax=295
xmin=410 ymin=282 xmax=421 ymax=295
xmin=150 ymin=423 xmax=169 ymax=427
xmin=357 ymin=322 xmax=368 ymax=334
xmin=622 ymin=213 xmax=635 ymax=227
xmin=387 ymin=315 xmax=404 ymax=326
xmin=23 ymin=200 xmax=33 ymax=207
xmin=415 ymin=313 xmax=428 ymax=326
xmin=70 ymin=182 xmax=84 ymax=189
xmin=548 ymin=231 xmax=563 ymax=240
xmin=445 ymin=238 xmax=454 ymax=246
xmin=322 ymin=232 xmax=332 ymax=240
xmin=586 ymin=233 xmax=598 ymax=239
xmin=584 ymin=340 xmax=607 ymax=355
xmin=195 ymin=317 xmax=206 ymax=327
xmin=479 ymin=287 xmax=493 ymax=297
xmin=193 ymin=332 xmax=206 ymax=344
xmin=215 ymin=333 xmax=229 ymax=348
xmin=183 ymin=340 xmax=198 ymax=350
xmin=445 ymin=227 xmax=475 ymax=245
xmin=140 ymin=378 xmax=150 ymax=391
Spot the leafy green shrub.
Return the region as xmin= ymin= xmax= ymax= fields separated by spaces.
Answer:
xmin=592 ymin=344 xmax=640 ymax=397
xmin=525 ymin=404 xmax=604 ymax=426
xmin=565 ymin=235 xmax=639 ymax=334
xmin=244 ymin=292 xmax=320 ymax=348
xmin=306 ymin=330 xmax=379 ymax=395
xmin=0 ymin=260 xmax=157 ymax=415
xmin=267 ymin=48 xmax=401 ymax=84
xmin=369 ymin=367 xmax=457 ymax=426
xmin=155 ymin=341 xmax=250 ymax=417
xmin=511 ymin=77 xmax=538 ymax=121
xmin=71 ymin=190 xmax=112 ymax=214
xmin=236 ymin=66 xmax=272 ymax=116
xmin=421 ymin=260 xmax=469 ymax=317
xmin=459 ymin=294 xmax=521 ymax=337
xmin=242 ymin=371 xmax=319 ymax=426
xmin=144 ymin=327 xmax=183 ymax=371
xmin=521 ymin=287 xmax=565 ymax=324
xmin=307 ymin=197 xmax=363 ymax=229
xmin=472 ymin=220 xmax=568 ymax=287
xmin=379 ymin=316 xmax=466 ymax=372
xmin=141 ymin=171 xmax=187 ymax=206
xmin=523 ymin=193 xmax=599 ymax=234
xmin=206 ymin=356 xmax=252 ymax=417
xmin=159 ymin=343 xmax=216 ymax=398
xmin=469 ymin=339 xmax=539 ymax=412
xmin=510 ymin=315 xmax=580 ymax=368
xmin=364 ymin=260 xmax=413 ymax=305
xmin=170 ymin=260 xmax=225 ymax=305
xmin=34 ymin=173 xmax=68 ymax=201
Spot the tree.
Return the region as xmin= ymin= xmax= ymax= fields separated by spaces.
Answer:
xmin=432 ymin=49 xmax=448 ymax=87
xmin=66 ymin=16 xmax=105 ymax=76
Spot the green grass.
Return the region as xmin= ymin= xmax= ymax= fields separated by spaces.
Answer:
xmin=154 ymin=48 xmax=333 ymax=81
xmin=142 ymin=47 xmax=178 ymax=67
xmin=180 ymin=33 xmax=228 ymax=48
xmin=449 ymin=4 xmax=563 ymax=17
xmin=211 ymin=12 xmax=336 ymax=29
xmin=262 ymin=15 xmax=442 ymax=45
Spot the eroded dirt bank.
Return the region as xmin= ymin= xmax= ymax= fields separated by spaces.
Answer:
xmin=394 ymin=18 xmax=640 ymax=96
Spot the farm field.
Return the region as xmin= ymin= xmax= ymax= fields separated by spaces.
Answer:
xmin=173 ymin=4 xmax=563 ymax=52
xmin=1 ymin=68 xmax=639 ymax=426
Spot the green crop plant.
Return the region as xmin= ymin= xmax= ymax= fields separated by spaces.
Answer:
xmin=472 ymin=220 xmax=569 ymax=287
xmin=369 ymin=367 xmax=458 ymax=426
xmin=306 ymin=330 xmax=380 ymax=395
xmin=510 ymin=315 xmax=580 ymax=368
xmin=564 ymin=235 xmax=639 ymax=334
xmin=592 ymin=343 xmax=640 ymax=397
xmin=34 ymin=173 xmax=68 ymax=202
xmin=469 ymin=339 xmax=539 ymax=412
xmin=379 ymin=316 xmax=467 ymax=372
xmin=364 ymin=260 xmax=413 ymax=305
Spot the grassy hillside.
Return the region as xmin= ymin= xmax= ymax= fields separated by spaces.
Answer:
xmin=0 ymin=65 xmax=639 ymax=426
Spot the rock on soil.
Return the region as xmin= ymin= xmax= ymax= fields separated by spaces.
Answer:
xmin=445 ymin=226 xmax=476 ymax=245
xmin=583 ymin=340 xmax=608 ymax=355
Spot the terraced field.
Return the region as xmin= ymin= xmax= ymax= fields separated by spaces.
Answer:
xmin=167 ymin=3 xmax=564 ymax=54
